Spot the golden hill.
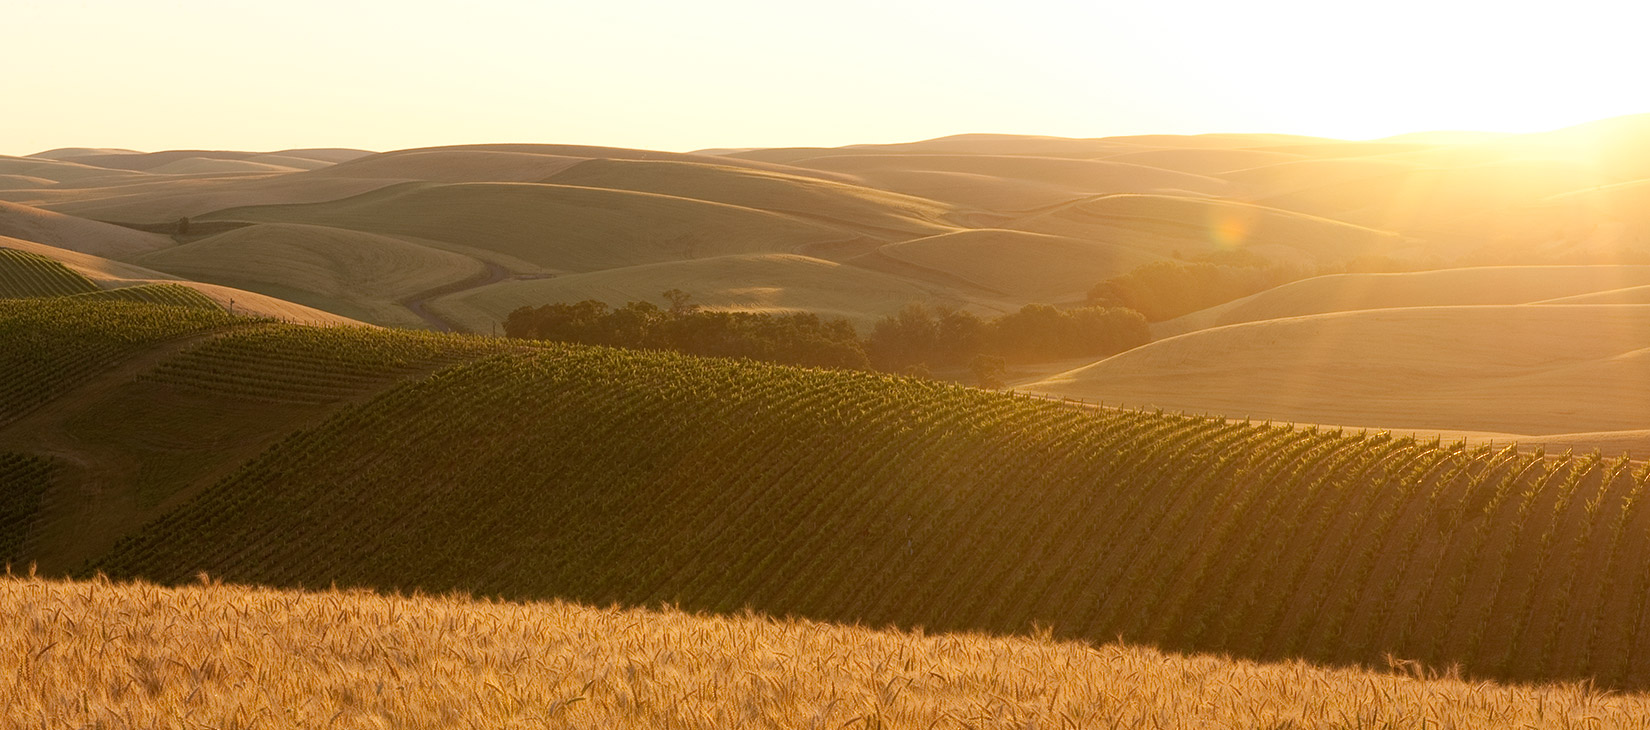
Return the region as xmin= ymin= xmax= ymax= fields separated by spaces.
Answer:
xmin=199 ymin=182 xmax=862 ymax=273
xmin=429 ymin=253 xmax=977 ymax=331
xmin=791 ymin=154 xmax=1230 ymax=211
xmin=1008 ymin=193 xmax=1405 ymax=264
xmin=1027 ymin=303 xmax=1650 ymax=437
xmin=543 ymin=157 xmax=960 ymax=240
xmin=0 ymin=235 xmax=361 ymax=325
xmin=1156 ymin=265 xmax=1650 ymax=337
xmin=0 ymin=200 xmax=173 ymax=258
xmin=865 ymin=228 xmax=1160 ymax=302
xmin=137 ymin=223 xmax=487 ymax=329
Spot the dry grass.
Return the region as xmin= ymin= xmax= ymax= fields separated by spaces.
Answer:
xmin=4 ymin=574 xmax=1647 ymax=729
xmin=1029 ymin=303 xmax=1650 ymax=437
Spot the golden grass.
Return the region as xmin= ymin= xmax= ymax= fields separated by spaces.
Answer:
xmin=0 ymin=200 xmax=173 ymax=258
xmin=1029 ymin=303 xmax=1650 ymax=437
xmin=793 ymin=154 xmax=1229 ymax=212
xmin=308 ymin=149 xmax=588 ymax=182
xmin=869 ymin=228 xmax=1159 ymax=302
xmin=5 ymin=574 xmax=1646 ymax=729
xmin=138 ymin=223 xmax=486 ymax=328
xmin=147 ymin=157 xmax=307 ymax=175
xmin=1098 ymin=146 xmax=1305 ymax=175
xmin=430 ymin=253 xmax=978 ymax=330
xmin=0 ymin=235 xmax=363 ymax=326
xmin=543 ymin=158 xmax=960 ymax=239
xmin=1008 ymin=193 xmax=1404 ymax=263
xmin=200 ymin=182 xmax=859 ymax=274
xmin=1155 ymin=265 xmax=1650 ymax=337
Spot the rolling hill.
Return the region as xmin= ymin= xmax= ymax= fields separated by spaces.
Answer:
xmin=198 ymin=182 xmax=861 ymax=273
xmin=1028 ymin=304 xmax=1650 ymax=438
xmin=428 ymin=252 xmax=985 ymax=331
xmin=789 ymin=154 xmax=1230 ymax=212
xmin=863 ymin=228 xmax=1161 ymax=302
xmin=0 ymin=200 xmax=173 ymax=258
xmin=1155 ymin=265 xmax=1650 ymax=336
xmin=1 ymin=298 xmax=1649 ymax=689
xmin=1007 ymin=193 xmax=1407 ymax=265
xmin=136 ymin=223 xmax=488 ymax=329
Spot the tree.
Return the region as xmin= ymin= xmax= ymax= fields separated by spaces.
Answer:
xmin=970 ymin=355 xmax=1007 ymax=389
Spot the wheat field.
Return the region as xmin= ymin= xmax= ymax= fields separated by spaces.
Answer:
xmin=2 ymin=573 xmax=1645 ymax=729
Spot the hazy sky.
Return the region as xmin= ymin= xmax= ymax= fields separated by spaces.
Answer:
xmin=6 ymin=0 xmax=1648 ymax=155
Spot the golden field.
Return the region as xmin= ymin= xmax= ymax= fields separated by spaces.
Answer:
xmin=5 ymin=574 xmax=1647 ymax=730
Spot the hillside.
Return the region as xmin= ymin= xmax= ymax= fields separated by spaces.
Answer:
xmin=0 ymin=299 xmax=1645 ymax=688
xmin=864 ymin=228 xmax=1161 ymax=302
xmin=136 ymin=223 xmax=488 ymax=329
xmin=1029 ymin=304 xmax=1650 ymax=437
xmin=789 ymin=154 xmax=1230 ymax=211
xmin=0 ymin=236 xmax=363 ymax=325
xmin=0 ymin=200 xmax=173 ymax=258
xmin=198 ymin=182 xmax=861 ymax=273
xmin=1156 ymin=265 xmax=1650 ymax=336
xmin=1008 ymin=193 xmax=1407 ymax=265
xmin=429 ymin=253 xmax=979 ymax=331
xmin=7 ymin=576 xmax=1646 ymax=729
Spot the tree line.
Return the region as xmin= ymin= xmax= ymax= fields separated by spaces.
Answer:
xmin=504 ymin=290 xmax=1149 ymax=386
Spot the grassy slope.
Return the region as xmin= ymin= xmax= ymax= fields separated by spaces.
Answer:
xmin=543 ymin=157 xmax=960 ymax=239
xmin=8 ymin=174 xmax=401 ymax=222
xmin=0 ymin=200 xmax=173 ymax=258
xmin=429 ymin=253 xmax=984 ymax=331
xmin=791 ymin=154 xmax=1231 ymax=212
xmin=198 ymin=182 xmax=859 ymax=272
xmin=0 ymin=301 xmax=1616 ymax=688
xmin=866 ymin=228 xmax=1162 ymax=302
xmin=1253 ymin=160 xmax=1619 ymax=236
xmin=137 ymin=223 xmax=487 ymax=328
xmin=0 ymin=235 xmax=363 ymax=326
xmin=1007 ymin=193 xmax=1404 ymax=264
xmin=1030 ymin=304 xmax=1650 ymax=436
xmin=1156 ymin=265 xmax=1650 ymax=336
xmin=303 ymin=148 xmax=588 ymax=182
xmin=1097 ymin=147 xmax=1305 ymax=175
xmin=8 ymin=576 xmax=1647 ymax=729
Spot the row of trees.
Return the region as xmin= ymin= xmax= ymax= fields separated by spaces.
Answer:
xmin=505 ymin=291 xmax=1151 ymax=385
xmin=504 ymin=291 xmax=869 ymax=370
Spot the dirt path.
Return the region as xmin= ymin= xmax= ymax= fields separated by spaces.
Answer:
xmin=399 ymin=261 xmax=512 ymax=332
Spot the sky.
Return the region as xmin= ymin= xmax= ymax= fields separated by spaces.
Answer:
xmin=5 ymin=0 xmax=1649 ymax=155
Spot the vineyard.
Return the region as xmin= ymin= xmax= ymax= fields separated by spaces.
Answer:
xmin=0 ymin=298 xmax=239 ymax=425
xmin=0 ymin=453 xmax=53 ymax=563
xmin=142 ymin=324 xmax=518 ymax=404
xmin=62 ymin=283 xmax=221 ymax=310
xmin=0 ymin=248 xmax=99 ymax=298
xmin=3 ymin=298 xmax=1649 ymax=689
xmin=74 ymin=316 xmax=1650 ymax=689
